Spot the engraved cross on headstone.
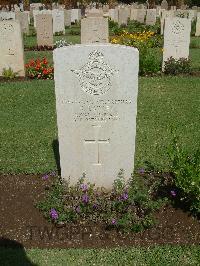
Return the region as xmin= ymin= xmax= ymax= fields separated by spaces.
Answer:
xmin=84 ymin=125 xmax=110 ymax=165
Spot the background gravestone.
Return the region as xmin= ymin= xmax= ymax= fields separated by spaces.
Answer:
xmin=136 ymin=9 xmax=146 ymax=23
xmin=146 ymin=9 xmax=157 ymax=25
xmin=36 ymin=14 xmax=53 ymax=47
xmin=64 ymin=9 xmax=71 ymax=27
xmin=163 ymin=17 xmax=191 ymax=69
xmin=71 ymin=9 xmax=81 ymax=23
xmin=53 ymin=44 xmax=139 ymax=188
xmin=15 ymin=12 xmax=29 ymax=34
xmin=0 ymin=20 xmax=25 ymax=76
xmin=195 ymin=13 xmax=200 ymax=37
xmin=118 ymin=7 xmax=129 ymax=25
xmin=81 ymin=17 xmax=109 ymax=43
xmin=161 ymin=0 xmax=168 ymax=10
xmin=130 ymin=9 xmax=138 ymax=21
xmin=52 ymin=9 xmax=65 ymax=35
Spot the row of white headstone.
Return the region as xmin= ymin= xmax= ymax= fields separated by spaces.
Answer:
xmin=0 ymin=16 xmax=193 ymax=84
xmin=1 ymin=8 xmax=200 ymax=33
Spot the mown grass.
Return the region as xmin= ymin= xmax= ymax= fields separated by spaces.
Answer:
xmin=0 ymin=76 xmax=200 ymax=174
xmin=0 ymin=245 xmax=200 ymax=266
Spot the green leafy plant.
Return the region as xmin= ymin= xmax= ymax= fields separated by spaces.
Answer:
xmin=140 ymin=50 xmax=161 ymax=76
xmin=168 ymin=130 xmax=200 ymax=215
xmin=164 ymin=57 xmax=191 ymax=75
xmin=69 ymin=28 xmax=80 ymax=35
xmin=191 ymin=19 xmax=197 ymax=36
xmin=37 ymin=170 xmax=167 ymax=232
xmin=54 ymin=31 xmax=65 ymax=36
xmin=2 ymin=67 xmax=18 ymax=79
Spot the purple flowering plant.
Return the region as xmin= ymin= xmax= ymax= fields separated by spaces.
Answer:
xmin=37 ymin=170 xmax=167 ymax=232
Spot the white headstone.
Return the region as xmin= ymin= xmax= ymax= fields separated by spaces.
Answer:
xmin=71 ymin=9 xmax=81 ymax=23
xmin=136 ymin=9 xmax=146 ymax=23
xmin=130 ymin=9 xmax=138 ymax=21
xmin=188 ymin=10 xmax=197 ymax=21
xmin=52 ymin=9 xmax=65 ymax=34
xmin=87 ymin=8 xmax=103 ymax=17
xmin=53 ymin=44 xmax=139 ymax=188
xmin=15 ymin=11 xmax=29 ymax=34
xmin=36 ymin=14 xmax=53 ymax=47
xmin=163 ymin=17 xmax=191 ymax=69
xmin=0 ymin=20 xmax=25 ymax=76
xmin=161 ymin=0 xmax=168 ymax=10
xmin=81 ymin=17 xmax=109 ymax=44
xmin=146 ymin=9 xmax=157 ymax=25
xmin=118 ymin=7 xmax=129 ymax=25
xmin=64 ymin=9 xmax=71 ymax=27
xmin=161 ymin=10 xmax=175 ymax=35
xmin=195 ymin=13 xmax=200 ymax=37
xmin=108 ymin=9 xmax=115 ymax=21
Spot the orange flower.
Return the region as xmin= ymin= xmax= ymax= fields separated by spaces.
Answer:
xmin=43 ymin=58 xmax=48 ymax=65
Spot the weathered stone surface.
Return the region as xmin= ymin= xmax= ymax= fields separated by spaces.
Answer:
xmin=81 ymin=17 xmax=109 ymax=44
xmin=161 ymin=0 xmax=168 ymax=10
xmin=163 ymin=17 xmax=191 ymax=68
xmin=136 ymin=9 xmax=146 ymax=23
xmin=146 ymin=9 xmax=157 ymax=25
xmin=64 ymin=9 xmax=71 ymax=27
xmin=15 ymin=11 xmax=29 ymax=34
xmin=118 ymin=7 xmax=129 ymax=25
xmin=130 ymin=9 xmax=137 ymax=21
xmin=71 ymin=9 xmax=81 ymax=23
xmin=53 ymin=44 xmax=139 ymax=188
xmin=36 ymin=14 xmax=53 ymax=47
xmin=52 ymin=9 xmax=65 ymax=34
xmin=195 ymin=13 xmax=200 ymax=37
xmin=0 ymin=20 xmax=25 ymax=76
xmin=87 ymin=8 xmax=103 ymax=17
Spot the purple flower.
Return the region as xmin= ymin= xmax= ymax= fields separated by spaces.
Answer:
xmin=111 ymin=219 xmax=116 ymax=225
xmin=170 ymin=190 xmax=176 ymax=197
xmin=50 ymin=208 xmax=58 ymax=220
xmin=80 ymin=183 xmax=88 ymax=192
xmin=42 ymin=174 xmax=49 ymax=180
xmin=121 ymin=192 xmax=128 ymax=201
xmin=138 ymin=168 xmax=145 ymax=174
xmin=50 ymin=171 xmax=56 ymax=177
xmin=93 ymin=204 xmax=98 ymax=209
xmin=75 ymin=206 xmax=81 ymax=213
xmin=82 ymin=194 xmax=89 ymax=203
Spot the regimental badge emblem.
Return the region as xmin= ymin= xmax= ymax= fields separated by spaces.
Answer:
xmin=71 ymin=50 xmax=117 ymax=96
xmin=171 ymin=20 xmax=184 ymax=35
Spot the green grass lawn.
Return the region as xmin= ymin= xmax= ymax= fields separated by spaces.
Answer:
xmin=0 ymin=76 xmax=200 ymax=174
xmin=1 ymin=245 xmax=200 ymax=266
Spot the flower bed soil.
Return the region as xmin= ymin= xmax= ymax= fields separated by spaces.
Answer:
xmin=0 ymin=174 xmax=199 ymax=249
xmin=24 ymin=46 xmax=54 ymax=51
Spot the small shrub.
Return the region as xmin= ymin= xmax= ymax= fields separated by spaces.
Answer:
xmin=25 ymin=58 xmax=54 ymax=79
xmin=54 ymin=31 xmax=64 ymax=36
xmin=69 ymin=29 xmax=80 ymax=35
xmin=55 ymin=39 xmax=72 ymax=48
xmin=168 ymin=131 xmax=200 ymax=216
xmin=37 ymin=170 xmax=167 ymax=232
xmin=2 ymin=67 xmax=18 ymax=79
xmin=140 ymin=51 xmax=161 ymax=75
xmin=191 ymin=19 xmax=197 ymax=36
xmin=164 ymin=57 xmax=191 ymax=75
